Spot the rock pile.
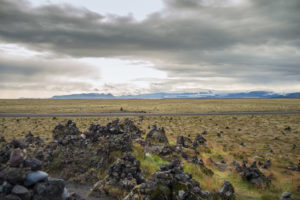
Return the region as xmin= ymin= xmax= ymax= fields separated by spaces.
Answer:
xmin=53 ymin=120 xmax=81 ymax=140
xmin=239 ymin=161 xmax=270 ymax=188
xmin=177 ymin=136 xmax=193 ymax=148
xmin=193 ymin=133 xmax=207 ymax=148
xmin=95 ymin=154 xmax=145 ymax=197
xmin=146 ymin=125 xmax=169 ymax=144
xmin=85 ymin=119 xmax=142 ymax=141
xmin=124 ymin=159 xmax=235 ymax=200
xmin=0 ymin=148 xmax=85 ymax=200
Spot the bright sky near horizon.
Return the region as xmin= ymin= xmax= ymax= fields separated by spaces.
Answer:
xmin=0 ymin=0 xmax=299 ymax=98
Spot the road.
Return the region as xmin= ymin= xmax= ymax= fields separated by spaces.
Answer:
xmin=0 ymin=110 xmax=299 ymax=117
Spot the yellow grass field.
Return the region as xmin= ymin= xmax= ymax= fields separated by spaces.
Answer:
xmin=0 ymin=99 xmax=299 ymax=199
xmin=0 ymin=99 xmax=299 ymax=113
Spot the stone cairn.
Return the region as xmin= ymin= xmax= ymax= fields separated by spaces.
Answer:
xmin=0 ymin=148 xmax=86 ymax=200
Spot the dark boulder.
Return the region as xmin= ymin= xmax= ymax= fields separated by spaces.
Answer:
xmin=24 ymin=158 xmax=42 ymax=171
xmin=33 ymin=178 xmax=65 ymax=200
xmin=11 ymin=185 xmax=31 ymax=200
xmin=0 ymin=167 xmax=26 ymax=185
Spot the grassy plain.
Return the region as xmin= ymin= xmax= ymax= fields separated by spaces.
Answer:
xmin=0 ymin=99 xmax=299 ymax=199
xmin=0 ymin=99 xmax=299 ymax=113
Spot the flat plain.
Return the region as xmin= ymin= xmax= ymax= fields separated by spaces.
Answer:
xmin=0 ymin=99 xmax=299 ymax=113
xmin=0 ymin=99 xmax=299 ymax=200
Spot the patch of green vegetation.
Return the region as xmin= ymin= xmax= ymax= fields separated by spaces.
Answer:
xmin=132 ymin=143 xmax=169 ymax=178
xmin=183 ymin=163 xmax=204 ymax=182
xmin=141 ymin=154 xmax=169 ymax=178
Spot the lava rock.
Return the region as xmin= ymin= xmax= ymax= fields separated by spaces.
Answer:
xmin=53 ymin=120 xmax=81 ymax=140
xmin=217 ymin=180 xmax=235 ymax=200
xmin=123 ymin=159 xmax=214 ymax=200
xmin=11 ymin=185 xmax=31 ymax=200
xmin=33 ymin=178 xmax=65 ymax=200
xmin=24 ymin=158 xmax=42 ymax=171
xmin=0 ymin=167 xmax=26 ymax=185
xmin=241 ymin=161 xmax=270 ymax=188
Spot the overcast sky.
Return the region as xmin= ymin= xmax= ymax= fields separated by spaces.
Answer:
xmin=0 ymin=0 xmax=299 ymax=98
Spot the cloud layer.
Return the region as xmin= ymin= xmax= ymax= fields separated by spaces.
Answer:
xmin=0 ymin=0 xmax=299 ymax=97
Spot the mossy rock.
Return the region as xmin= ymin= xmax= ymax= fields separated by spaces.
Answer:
xmin=104 ymin=184 xmax=127 ymax=198
xmin=150 ymin=184 xmax=171 ymax=200
xmin=172 ymin=182 xmax=188 ymax=197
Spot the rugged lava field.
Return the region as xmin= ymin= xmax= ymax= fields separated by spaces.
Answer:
xmin=0 ymin=99 xmax=299 ymax=200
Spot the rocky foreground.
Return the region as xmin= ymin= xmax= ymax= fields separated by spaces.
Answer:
xmin=0 ymin=119 xmax=298 ymax=200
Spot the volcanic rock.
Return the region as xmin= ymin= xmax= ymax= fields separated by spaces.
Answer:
xmin=217 ymin=180 xmax=235 ymax=200
xmin=24 ymin=158 xmax=42 ymax=171
xmin=123 ymin=159 xmax=216 ymax=200
xmin=33 ymin=178 xmax=65 ymax=200
xmin=240 ymin=161 xmax=270 ymax=188
xmin=11 ymin=185 xmax=31 ymax=200
xmin=53 ymin=120 xmax=81 ymax=140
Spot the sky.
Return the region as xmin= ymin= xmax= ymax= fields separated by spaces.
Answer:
xmin=0 ymin=0 xmax=299 ymax=98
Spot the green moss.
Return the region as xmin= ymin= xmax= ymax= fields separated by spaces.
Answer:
xmin=140 ymin=154 xmax=169 ymax=178
xmin=150 ymin=184 xmax=170 ymax=200
xmin=183 ymin=163 xmax=204 ymax=181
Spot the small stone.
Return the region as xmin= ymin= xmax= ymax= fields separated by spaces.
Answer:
xmin=9 ymin=149 xmax=26 ymax=167
xmin=24 ymin=171 xmax=48 ymax=187
xmin=24 ymin=158 xmax=42 ymax=171
xmin=12 ymin=185 xmax=31 ymax=200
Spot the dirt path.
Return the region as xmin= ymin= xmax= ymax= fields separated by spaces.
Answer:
xmin=0 ymin=110 xmax=299 ymax=117
xmin=65 ymin=182 xmax=114 ymax=200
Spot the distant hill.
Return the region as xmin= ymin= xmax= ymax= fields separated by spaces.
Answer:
xmin=50 ymin=91 xmax=300 ymax=99
xmin=52 ymin=93 xmax=114 ymax=99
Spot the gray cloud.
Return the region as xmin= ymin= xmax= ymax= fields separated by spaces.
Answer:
xmin=0 ymin=0 xmax=299 ymax=96
xmin=0 ymin=55 xmax=101 ymax=94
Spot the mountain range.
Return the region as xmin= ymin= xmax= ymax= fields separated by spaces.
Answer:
xmin=51 ymin=91 xmax=300 ymax=99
